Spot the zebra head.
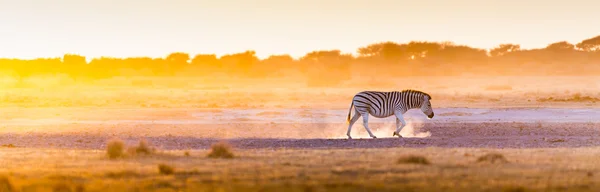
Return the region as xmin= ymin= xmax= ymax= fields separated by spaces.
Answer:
xmin=420 ymin=95 xmax=434 ymax=119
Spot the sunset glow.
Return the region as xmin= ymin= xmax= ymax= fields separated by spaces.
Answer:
xmin=1 ymin=0 xmax=599 ymax=59
xmin=2 ymin=1 xmax=600 ymax=191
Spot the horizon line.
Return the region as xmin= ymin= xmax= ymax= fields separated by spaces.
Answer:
xmin=0 ymin=37 xmax=595 ymax=61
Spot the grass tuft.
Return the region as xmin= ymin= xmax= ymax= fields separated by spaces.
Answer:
xmin=128 ymin=139 xmax=155 ymax=156
xmin=476 ymin=153 xmax=509 ymax=164
xmin=502 ymin=185 xmax=528 ymax=192
xmin=397 ymin=155 xmax=430 ymax=165
xmin=52 ymin=182 xmax=73 ymax=192
xmin=1 ymin=144 xmax=15 ymax=148
xmin=0 ymin=176 xmax=13 ymax=192
xmin=207 ymin=141 xmax=235 ymax=159
xmin=106 ymin=138 xmax=125 ymax=159
xmin=158 ymin=164 xmax=175 ymax=175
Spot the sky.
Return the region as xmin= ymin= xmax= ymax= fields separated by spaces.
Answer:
xmin=0 ymin=0 xmax=598 ymax=60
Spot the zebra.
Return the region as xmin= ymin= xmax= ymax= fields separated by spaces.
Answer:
xmin=345 ymin=89 xmax=434 ymax=139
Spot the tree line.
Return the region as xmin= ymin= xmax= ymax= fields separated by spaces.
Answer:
xmin=2 ymin=35 xmax=600 ymax=82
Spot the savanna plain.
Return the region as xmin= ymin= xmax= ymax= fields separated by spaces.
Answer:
xmin=1 ymin=76 xmax=600 ymax=192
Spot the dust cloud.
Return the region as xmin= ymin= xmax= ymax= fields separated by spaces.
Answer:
xmin=375 ymin=119 xmax=432 ymax=138
xmin=329 ymin=118 xmax=432 ymax=139
xmin=398 ymin=119 xmax=432 ymax=138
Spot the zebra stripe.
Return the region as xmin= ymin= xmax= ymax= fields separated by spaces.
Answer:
xmin=345 ymin=89 xmax=434 ymax=139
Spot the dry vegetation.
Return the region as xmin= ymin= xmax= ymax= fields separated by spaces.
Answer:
xmin=396 ymin=155 xmax=431 ymax=165
xmin=207 ymin=141 xmax=235 ymax=159
xmin=1 ymin=144 xmax=16 ymax=148
xmin=106 ymin=138 xmax=158 ymax=159
xmin=0 ymin=147 xmax=599 ymax=192
xmin=537 ymin=93 xmax=600 ymax=103
xmin=106 ymin=138 xmax=125 ymax=159
xmin=128 ymin=139 xmax=155 ymax=156
xmin=158 ymin=163 xmax=175 ymax=175
xmin=476 ymin=153 xmax=509 ymax=164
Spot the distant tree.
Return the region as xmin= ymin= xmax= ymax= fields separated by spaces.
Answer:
xmin=2 ymin=34 xmax=600 ymax=80
xmin=357 ymin=41 xmax=407 ymax=61
xmin=263 ymin=54 xmax=294 ymax=63
xmin=257 ymin=55 xmax=296 ymax=77
xmin=300 ymin=50 xmax=354 ymax=86
xmin=431 ymin=44 xmax=489 ymax=74
xmin=123 ymin=57 xmax=154 ymax=70
xmin=219 ymin=50 xmax=260 ymax=77
xmin=300 ymin=50 xmax=354 ymax=71
xmin=405 ymin=41 xmax=443 ymax=59
xmin=545 ymin=41 xmax=575 ymax=51
xmin=576 ymin=35 xmax=600 ymax=52
xmin=490 ymin=44 xmax=521 ymax=57
xmin=88 ymin=57 xmax=121 ymax=78
xmin=190 ymin=54 xmax=220 ymax=75
xmin=166 ymin=52 xmax=190 ymax=64
xmin=165 ymin=52 xmax=190 ymax=75
xmin=62 ymin=54 xmax=87 ymax=79
xmin=191 ymin=54 xmax=219 ymax=66
xmin=62 ymin=54 xmax=86 ymax=65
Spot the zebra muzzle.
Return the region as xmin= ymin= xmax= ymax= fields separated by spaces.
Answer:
xmin=427 ymin=112 xmax=434 ymax=119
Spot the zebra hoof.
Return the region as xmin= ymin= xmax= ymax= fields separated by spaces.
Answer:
xmin=393 ymin=131 xmax=402 ymax=138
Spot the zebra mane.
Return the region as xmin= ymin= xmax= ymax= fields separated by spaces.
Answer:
xmin=400 ymin=89 xmax=432 ymax=100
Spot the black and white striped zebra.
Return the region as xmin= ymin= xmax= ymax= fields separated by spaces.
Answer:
xmin=345 ymin=89 xmax=434 ymax=139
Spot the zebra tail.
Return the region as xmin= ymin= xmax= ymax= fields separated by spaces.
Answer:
xmin=347 ymin=101 xmax=354 ymax=124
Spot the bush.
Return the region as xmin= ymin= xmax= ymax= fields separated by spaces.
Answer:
xmin=127 ymin=139 xmax=154 ymax=156
xmin=397 ymin=155 xmax=430 ymax=165
xmin=106 ymin=138 xmax=125 ymax=159
xmin=0 ymin=176 xmax=13 ymax=192
xmin=207 ymin=141 xmax=235 ymax=159
xmin=476 ymin=153 xmax=508 ymax=164
xmin=158 ymin=164 xmax=175 ymax=175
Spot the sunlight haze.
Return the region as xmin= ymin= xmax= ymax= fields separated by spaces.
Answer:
xmin=1 ymin=0 xmax=598 ymax=59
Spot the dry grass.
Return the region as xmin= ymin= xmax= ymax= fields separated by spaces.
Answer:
xmin=107 ymin=138 xmax=159 ymax=159
xmin=127 ymin=139 xmax=155 ymax=156
xmin=207 ymin=141 xmax=235 ymax=159
xmin=106 ymin=138 xmax=125 ymax=159
xmin=397 ymin=155 xmax=431 ymax=165
xmin=53 ymin=182 xmax=77 ymax=192
xmin=0 ymin=176 xmax=13 ymax=192
xmin=0 ymin=147 xmax=599 ymax=192
xmin=502 ymin=186 xmax=528 ymax=192
xmin=158 ymin=164 xmax=175 ymax=175
xmin=546 ymin=138 xmax=566 ymax=143
xmin=476 ymin=153 xmax=509 ymax=164
xmin=537 ymin=93 xmax=600 ymax=103
xmin=1 ymin=144 xmax=15 ymax=148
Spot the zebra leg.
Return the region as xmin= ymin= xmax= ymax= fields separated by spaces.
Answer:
xmin=393 ymin=118 xmax=402 ymax=137
xmin=361 ymin=113 xmax=377 ymax=138
xmin=346 ymin=112 xmax=361 ymax=139
xmin=393 ymin=112 xmax=406 ymax=138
